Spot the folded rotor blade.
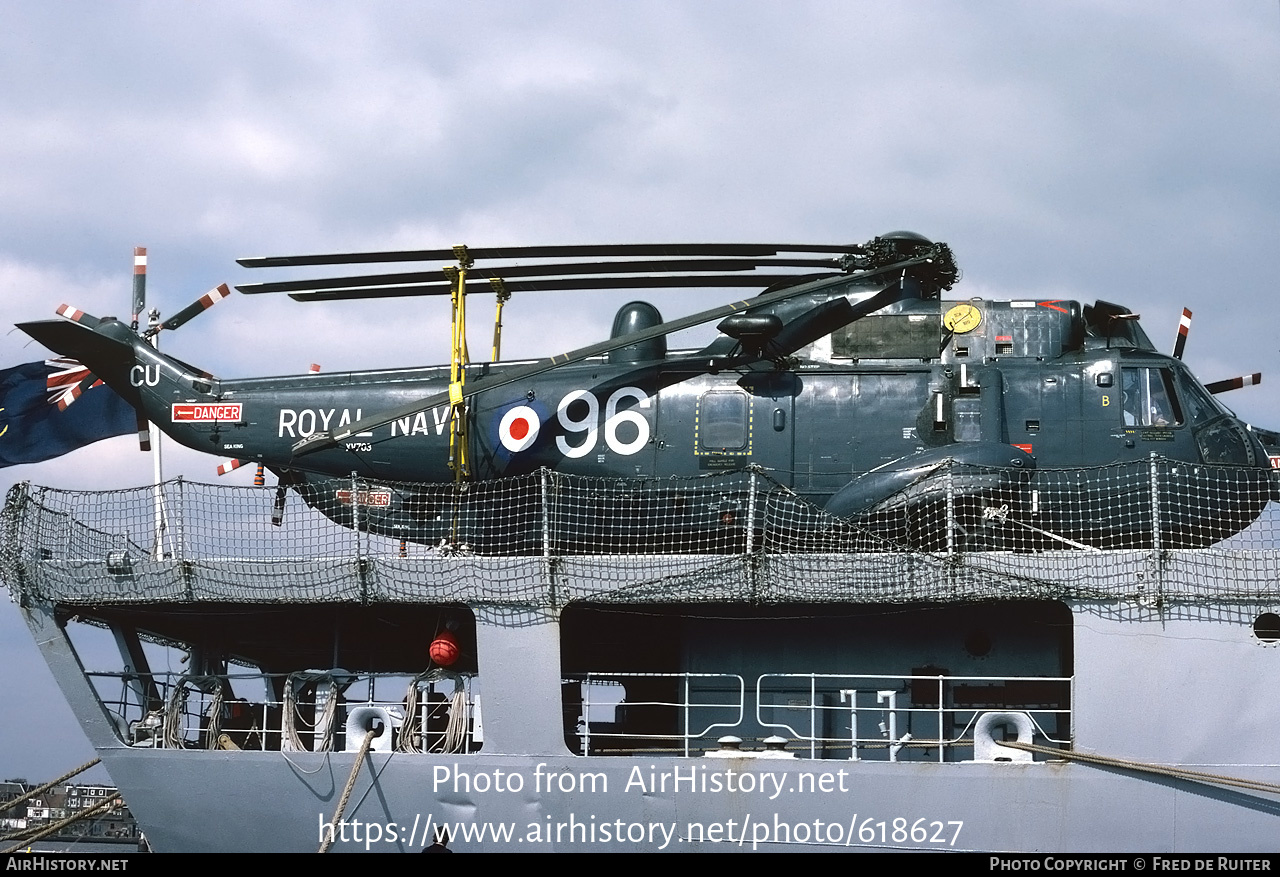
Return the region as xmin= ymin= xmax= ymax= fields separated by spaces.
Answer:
xmin=238 ymin=242 xmax=865 ymax=269
xmin=236 ymin=257 xmax=843 ymax=296
xmin=292 ymin=260 xmax=925 ymax=458
xmin=284 ymin=274 xmax=818 ymax=302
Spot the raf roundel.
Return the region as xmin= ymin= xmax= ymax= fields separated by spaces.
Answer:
xmin=498 ymin=405 xmax=541 ymax=453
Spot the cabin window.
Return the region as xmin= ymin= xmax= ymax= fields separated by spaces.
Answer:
xmin=697 ymin=391 xmax=749 ymax=452
xmin=1121 ymin=368 xmax=1183 ymax=427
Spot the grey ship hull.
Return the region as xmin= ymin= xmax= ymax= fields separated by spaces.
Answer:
xmin=9 ymin=472 xmax=1280 ymax=853
xmin=20 ymin=582 xmax=1280 ymax=853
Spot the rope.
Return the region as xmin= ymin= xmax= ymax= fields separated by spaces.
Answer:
xmin=1 ymin=795 xmax=120 ymax=853
xmin=283 ymin=673 xmax=340 ymax=752
xmin=397 ymin=670 xmax=471 ymax=754
xmin=162 ymin=680 xmax=189 ymax=749
xmin=204 ymin=679 xmax=226 ymax=750
xmin=318 ymin=728 xmax=377 ymax=854
xmin=0 ymin=758 xmax=100 ymax=815
xmin=438 ymin=689 xmax=470 ymax=754
xmin=996 ymin=740 xmax=1280 ymax=796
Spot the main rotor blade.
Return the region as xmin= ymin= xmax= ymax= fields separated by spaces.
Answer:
xmin=284 ymin=274 xmax=823 ymax=302
xmin=1205 ymin=373 xmax=1262 ymax=394
xmin=236 ymin=257 xmax=844 ymax=296
xmin=238 ymin=242 xmax=866 ymax=269
xmin=159 ymin=283 xmax=231 ymax=332
xmin=292 ymin=263 xmax=922 ymax=457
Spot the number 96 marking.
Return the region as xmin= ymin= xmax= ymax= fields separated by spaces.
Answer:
xmin=556 ymin=387 xmax=650 ymax=458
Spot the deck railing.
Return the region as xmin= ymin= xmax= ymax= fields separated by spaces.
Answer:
xmin=84 ymin=669 xmax=481 ymax=754
xmin=564 ymin=671 xmax=1072 ymax=761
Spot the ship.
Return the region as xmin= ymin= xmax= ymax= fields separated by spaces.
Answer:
xmin=5 ymin=235 xmax=1280 ymax=851
xmin=4 ymin=462 xmax=1280 ymax=852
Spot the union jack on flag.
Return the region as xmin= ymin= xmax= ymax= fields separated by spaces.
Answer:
xmin=45 ymin=357 xmax=104 ymax=411
xmin=0 ymin=359 xmax=137 ymax=467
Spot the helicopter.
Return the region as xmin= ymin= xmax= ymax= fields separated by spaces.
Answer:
xmin=16 ymin=232 xmax=1280 ymax=552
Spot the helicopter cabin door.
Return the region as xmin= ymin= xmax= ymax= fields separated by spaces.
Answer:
xmin=655 ymin=373 xmax=796 ymax=487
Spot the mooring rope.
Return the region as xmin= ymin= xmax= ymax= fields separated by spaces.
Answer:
xmin=1 ymin=795 xmax=120 ymax=853
xmin=996 ymin=740 xmax=1280 ymax=796
xmin=318 ymin=728 xmax=377 ymax=854
xmin=0 ymin=758 xmax=101 ymax=816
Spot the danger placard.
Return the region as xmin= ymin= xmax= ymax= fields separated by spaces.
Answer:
xmin=172 ymin=403 xmax=243 ymax=423
xmin=335 ymin=489 xmax=392 ymax=507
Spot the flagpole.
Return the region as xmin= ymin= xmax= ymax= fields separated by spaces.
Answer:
xmin=146 ymin=308 xmax=169 ymax=560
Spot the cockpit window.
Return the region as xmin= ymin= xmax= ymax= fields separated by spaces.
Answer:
xmin=1121 ymin=368 xmax=1183 ymax=427
xmin=1178 ymin=373 xmax=1229 ymax=426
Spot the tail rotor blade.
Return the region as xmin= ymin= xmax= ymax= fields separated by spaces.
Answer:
xmin=272 ymin=485 xmax=287 ymax=526
xmin=132 ymin=247 xmax=147 ymax=331
xmin=1205 ymin=373 xmax=1262 ymax=395
xmin=159 ymin=283 xmax=231 ymax=332
xmin=55 ymin=304 xmax=102 ymax=330
xmin=216 ymin=458 xmax=245 ymax=476
xmin=136 ymin=414 xmax=151 ymax=452
xmin=1172 ymin=307 xmax=1191 ymax=360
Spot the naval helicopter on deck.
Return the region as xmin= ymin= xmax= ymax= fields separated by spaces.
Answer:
xmin=17 ymin=231 xmax=1280 ymax=552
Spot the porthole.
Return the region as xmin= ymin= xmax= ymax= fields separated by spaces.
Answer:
xmin=1253 ymin=612 xmax=1280 ymax=643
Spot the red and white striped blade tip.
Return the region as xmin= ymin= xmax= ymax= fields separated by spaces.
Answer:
xmin=55 ymin=304 xmax=93 ymax=324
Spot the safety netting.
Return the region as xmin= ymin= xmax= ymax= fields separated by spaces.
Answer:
xmin=3 ymin=457 xmax=1280 ymax=606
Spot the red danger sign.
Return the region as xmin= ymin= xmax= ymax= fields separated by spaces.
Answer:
xmin=335 ymin=489 xmax=392 ymax=507
xmin=172 ymin=403 xmax=243 ymax=423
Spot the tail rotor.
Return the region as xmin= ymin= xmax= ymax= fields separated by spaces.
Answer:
xmin=1170 ymin=306 xmax=1262 ymax=396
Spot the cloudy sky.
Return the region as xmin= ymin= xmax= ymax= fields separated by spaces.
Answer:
xmin=1 ymin=2 xmax=1277 ymax=783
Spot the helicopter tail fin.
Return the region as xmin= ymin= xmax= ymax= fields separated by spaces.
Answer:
xmin=17 ymin=318 xmax=144 ymax=407
xmin=18 ymin=318 xmax=136 ymax=365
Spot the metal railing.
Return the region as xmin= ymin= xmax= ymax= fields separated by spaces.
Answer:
xmin=85 ymin=669 xmax=480 ymax=754
xmin=756 ymin=672 xmax=1072 ymax=762
xmin=564 ymin=672 xmax=745 ymax=756
xmin=564 ymin=671 xmax=1073 ymax=761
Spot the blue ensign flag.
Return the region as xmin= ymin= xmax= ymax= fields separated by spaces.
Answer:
xmin=0 ymin=359 xmax=137 ymax=468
